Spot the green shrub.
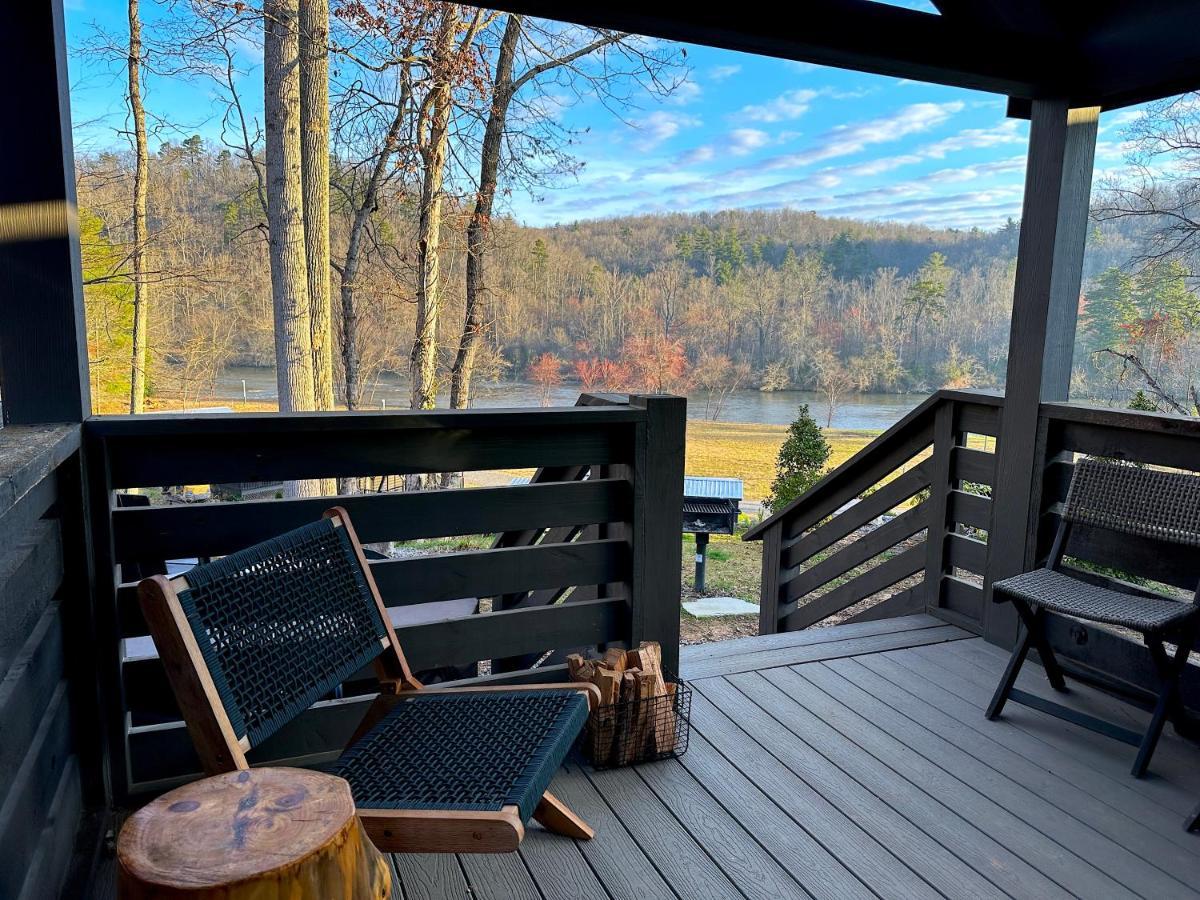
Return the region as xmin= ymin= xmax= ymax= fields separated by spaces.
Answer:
xmin=765 ymin=404 xmax=831 ymax=513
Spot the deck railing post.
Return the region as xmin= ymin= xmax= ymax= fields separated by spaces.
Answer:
xmin=758 ymin=522 xmax=783 ymax=635
xmin=922 ymin=399 xmax=955 ymax=613
xmin=628 ymin=395 xmax=686 ymax=674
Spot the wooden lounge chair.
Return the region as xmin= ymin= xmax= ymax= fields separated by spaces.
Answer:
xmin=986 ymin=458 xmax=1200 ymax=779
xmin=137 ymin=506 xmax=599 ymax=853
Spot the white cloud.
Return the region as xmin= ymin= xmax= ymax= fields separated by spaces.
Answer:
xmin=727 ymin=128 xmax=771 ymax=155
xmin=736 ymin=89 xmax=820 ymax=123
xmin=744 ymin=101 xmax=964 ymax=174
xmin=631 ymin=111 xmax=702 ymax=150
xmin=708 ymin=64 xmax=742 ymax=82
xmin=918 ymin=119 xmax=1025 ymax=158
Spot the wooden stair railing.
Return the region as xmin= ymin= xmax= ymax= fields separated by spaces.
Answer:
xmin=744 ymin=389 xmax=1002 ymax=635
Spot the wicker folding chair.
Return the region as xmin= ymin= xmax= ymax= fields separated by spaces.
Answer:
xmin=137 ymin=506 xmax=600 ymax=853
xmin=986 ymin=458 xmax=1200 ymax=779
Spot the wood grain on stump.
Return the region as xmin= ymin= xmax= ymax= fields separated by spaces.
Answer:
xmin=117 ymin=767 xmax=391 ymax=899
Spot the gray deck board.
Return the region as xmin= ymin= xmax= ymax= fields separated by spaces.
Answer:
xmin=585 ymin=764 xmax=743 ymax=899
xmin=85 ymin=616 xmax=1193 ymax=900
xmin=780 ymin=663 xmax=1196 ymax=898
xmin=694 ymin=677 xmax=1015 ymax=900
xmin=388 ymin=622 xmax=1200 ymax=900
xmin=914 ymin=640 xmax=1199 ymax=813
xmin=679 ymin=613 xmax=946 ymax=663
xmin=680 ymin=622 xmax=971 ymax=679
xmin=685 ymin=691 xmax=933 ymax=900
xmin=859 ymin=650 xmax=1200 ymax=851
xmin=675 ymin=732 xmax=871 ymax=900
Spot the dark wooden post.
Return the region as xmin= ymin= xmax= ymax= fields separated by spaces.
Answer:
xmin=693 ymin=532 xmax=709 ymax=592
xmin=629 ymin=395 xmax=685 ymax=674
xmin=0 ymin=0 xmax=90 ymax=425
xmin=985 ymin=101 xmax=1099 ymax=646
xmin=758 ymin=522 xmax=783 ymax=635
xmin=922 ymin=399 xmax=955 ymax=615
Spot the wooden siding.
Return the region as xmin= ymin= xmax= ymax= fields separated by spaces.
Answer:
xmin=0 ymin=425 xmax=89 ymax=900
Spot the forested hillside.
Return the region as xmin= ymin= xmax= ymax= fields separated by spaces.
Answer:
xmin=79 ymin=139 xmax=1197 ymax=414
xmin=70 ymin=2 xmax=1200 ymax=420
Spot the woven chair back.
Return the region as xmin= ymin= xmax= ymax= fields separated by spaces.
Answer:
xmin=1064 ymin=458 xmax=1200 ymax=549
xmin=174 ymin=517 xmax=389 ymax=747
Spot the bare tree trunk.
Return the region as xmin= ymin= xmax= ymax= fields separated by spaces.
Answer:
xmin=409 ymin=7 xmax=459 ymax=411
xmin=339 ymin=90 xmax=409 ymax=412
xmin=264 ymin=0 xmax=315 ymax=414
xmin=300 ymin=0 xmax=334 ymax=412
xmin=127 ymin=0 xmax=150 ymax=413
xmin=449 ymin=15 xmax=519 ymax=410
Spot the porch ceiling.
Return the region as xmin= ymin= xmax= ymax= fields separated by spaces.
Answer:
xmin=482 ymin=0 xmax=1200 ymax=111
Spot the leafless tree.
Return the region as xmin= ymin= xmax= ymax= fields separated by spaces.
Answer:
xmin=127 ymin=0 xmax=151 ymax=413
xmin=448 ymin=16 xmax=685 ymax=409
xmin=1093 ymin=93 xmax=1200 ymax=278
xmin=264 ymin=0 xmax=317 ymax=415
xmin=300 ymin=0 xmax=336 ymax=410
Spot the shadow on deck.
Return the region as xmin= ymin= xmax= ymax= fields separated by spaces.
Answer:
xmin=392 ymin=615 xmax=1199 ymax=899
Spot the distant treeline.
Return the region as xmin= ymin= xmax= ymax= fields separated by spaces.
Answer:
xmin=78 ymin=141 xmax=1198 ymax=413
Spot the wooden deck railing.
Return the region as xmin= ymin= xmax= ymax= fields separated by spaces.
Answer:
xmin=749 ymin=389 xmax=1200 ymax=711
xmin=745 ymin=389 xmax=1003 ymax=634
xmin=84 ymin=394 xmax=684 ymax=798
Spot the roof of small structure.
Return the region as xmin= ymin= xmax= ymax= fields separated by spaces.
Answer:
xmin=684 ymin=476 xmax=744 ymax=501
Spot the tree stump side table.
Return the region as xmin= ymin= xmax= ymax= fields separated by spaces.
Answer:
xmin=117 ymin=767 xmax=392 ymax=899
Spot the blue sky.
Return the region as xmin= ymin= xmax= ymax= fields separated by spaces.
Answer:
xmin=65 ymin=1 xmax=1142 ymax=231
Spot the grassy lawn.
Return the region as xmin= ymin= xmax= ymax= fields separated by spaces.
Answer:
xmin=686 ymin=419 xmax=875 ymax=501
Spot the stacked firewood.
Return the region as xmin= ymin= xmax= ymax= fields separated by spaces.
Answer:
xmin=567 ymin=642 xmax=677 ymax=766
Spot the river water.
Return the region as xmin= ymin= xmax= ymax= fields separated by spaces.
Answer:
xmin=214 ymin=366 xmax=921 ymax=431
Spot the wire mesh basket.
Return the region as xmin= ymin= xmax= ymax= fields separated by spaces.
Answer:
xmin=580 ymin=675 xmax=691 ymax=769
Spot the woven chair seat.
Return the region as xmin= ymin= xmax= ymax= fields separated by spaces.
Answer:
xmin=333 ymin=690 xmax=589 ymax=822
xmin=994 ymin=568 xmax=1199 ymax=633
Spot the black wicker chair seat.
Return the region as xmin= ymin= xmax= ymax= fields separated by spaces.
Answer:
xmin=333 ymin=690 xmax=589 ymax=821
xmin=994 ymin=568 xmax=1198 ymax=633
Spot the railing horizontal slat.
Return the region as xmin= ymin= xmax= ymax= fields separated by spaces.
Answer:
xmin=782 ymin=424 xmax=934 ymax=541
xmin=781 ymin=543 xmax=926 ymax=630
xmin=116 ymin=538 xmax=629 ymax=637
xmin=951 ymin=446 xmax=995 ymax=485
xmin=400 ymin=597 xmax=628 ymax=670
xmin=1054 ymin=421 xmax=1200 ymax=474
xmin=1064 ymin=523 xmax=1197 ymax=592
xmin=123 ymin=594 xmax=627 ymax=714
xmin=946 ymin=533 xmax=988 ymax=575
xmin=371 ymin=538 xmax=628 ymax=606
xmin=947 ymin=489 xmax=991 ymax=530
xmin=954 ymin=402 xmax=1001 ymax=437
xmin=782 ymin=461 xmax=931 ymax=569
xmin=783 ymin=503 xmax=929 ymax=603
xmin=112 ymin=478 xmax=630 ymax=564
xmin=96 ymin=411 xmax=636 ymax=488
xmin=941 ymin=574 xmax=984 ymax=618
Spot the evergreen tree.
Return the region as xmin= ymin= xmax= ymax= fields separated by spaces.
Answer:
xmin=765 ymin=404 xmax=831 ymax=513
xmin=1128 ymin=390 xmax=1158 ymax=411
